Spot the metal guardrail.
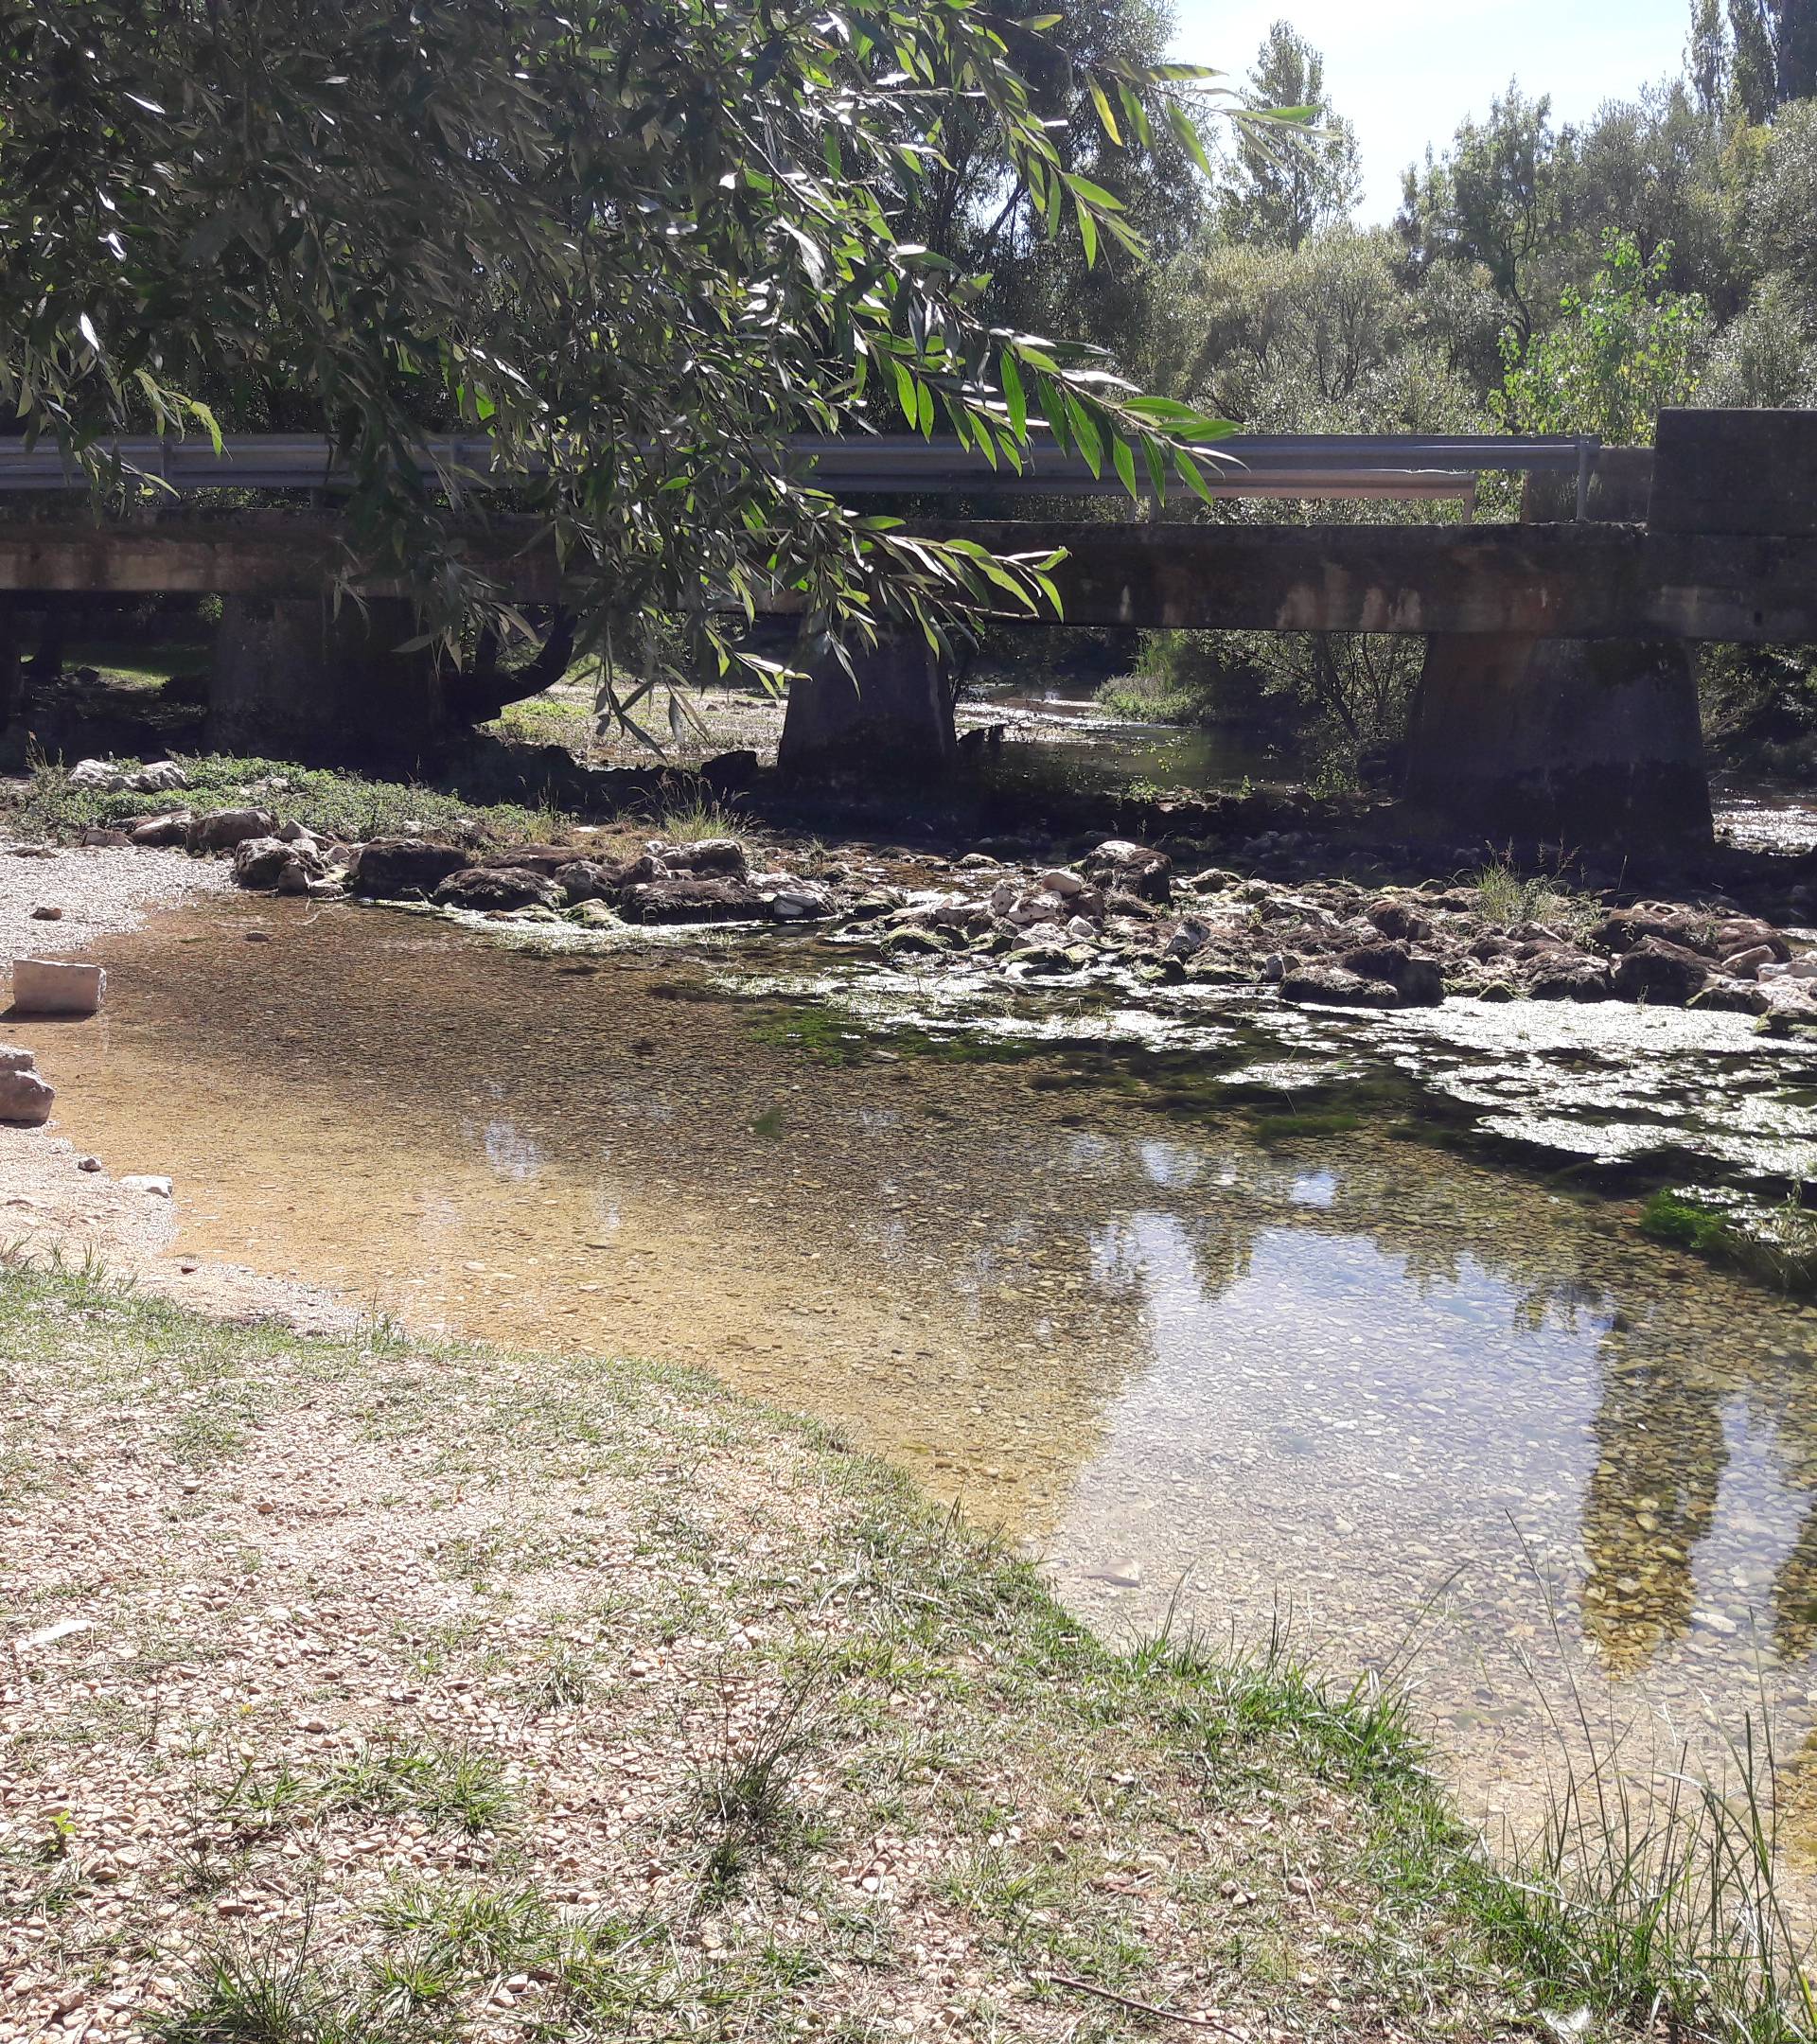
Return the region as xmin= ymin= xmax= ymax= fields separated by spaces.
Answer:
xmin=0 ymin=430 xmax=1602 ymax=511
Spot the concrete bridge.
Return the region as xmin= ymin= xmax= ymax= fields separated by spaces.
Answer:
xmin=0 ymin=409 xmax=1809 ymax=846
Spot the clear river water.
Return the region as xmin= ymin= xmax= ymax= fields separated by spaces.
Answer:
xmin=18 ymin=877 xmax=1817 ymax=1871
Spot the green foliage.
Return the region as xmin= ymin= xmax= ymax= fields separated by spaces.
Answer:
xmin=895 ymin=0 xmax=1217 ymax=382
xmin=1219 ymin=21 xmax=1361 ymax=253
xmin=0 ymin=0 xmax=1243 ymax=715
xmin=1399 ymin=86 xmax=1562 ymax=339
xmin=1492 ymin=233 xmax=1711 ymax=442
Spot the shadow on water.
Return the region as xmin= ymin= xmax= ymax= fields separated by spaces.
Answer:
xmin=964 ymin=674 xmax=1284 ymax=798
xmin=17 ymin=890 xmax=1817 ymax=1852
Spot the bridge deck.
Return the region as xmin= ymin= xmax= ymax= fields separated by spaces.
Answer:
xmin=0 ymin=515 xmax=1810 ymax=643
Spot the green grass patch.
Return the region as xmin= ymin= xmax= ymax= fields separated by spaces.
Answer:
xmin=7 ymin=750 xmax=573 ymax=845
xmin=66 ymin=636 xmax=213 ymax=690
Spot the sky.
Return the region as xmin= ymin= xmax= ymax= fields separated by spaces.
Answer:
xmin=1172 ymin=0 xmax=1691 ymax=220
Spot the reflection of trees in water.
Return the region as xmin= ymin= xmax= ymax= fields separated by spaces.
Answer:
xmin=1771 ymin=1505 xmax=1817 ymax=1659
xmin=1760 ymin=1401 xmax=1817 ymax=1659
xmin=1087 ymin=1210 xmax=1260 ymax=1313
xmin=1578 ymin=1351 xmax=1729 ymax=1674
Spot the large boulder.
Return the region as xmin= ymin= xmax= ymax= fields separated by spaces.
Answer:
xmin=617 ymin=876 xmax=768 ymax=924
xmin=1594 ymin=904 xmax=1718 ymax=956
xmin=650 ymin=837 xmax=748 ymax=879
xmin=1528 ymin=953 xmax=1614 ymax=1001
xmin=432 ymin=866 xmax=563 ymax=912
xmin=131 ymin=812 xmax=192 ymax=848
xmin=1338 ymin=939 xmax=1446 ymax=1007
xmin=186 ymin=806 xmax=277 ymax=854
xmin=1084 ymin=838 xmax=1172 ymax=904
xmin=1279 ymin=965 xmax=1400 ymax=1010
xmin=700 ymin=749 xmax=760 ymax=794
xmin=0 ymin=1045 xmax=52 ymax=1124
xmin=1611 ymin=936 xmax=1708 ymax=1005
xmin=1364 ymin=896 xmax=1434 ymax=943
xmin=553 ymin=858 xmax=627 ymax=906
xmin=767 ymin=884 xmax=834 ymax=922
xmin=345 ymin=837 xmax=470 ymax=899
xmin=233 ymin=836 xmax=323 ymax=892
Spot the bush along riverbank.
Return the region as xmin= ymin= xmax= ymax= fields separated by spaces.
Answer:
xmin=0 ymin=1260 xmax=1812 ymax=2043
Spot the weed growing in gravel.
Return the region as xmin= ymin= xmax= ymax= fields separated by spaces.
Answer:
xmin=521 ymin=1640 xmax=597 ymax=1713
xmin=643 ymin=786 xmax=745 ymax=844
xmin=1471 ymin=854 xmax=1600 ymax=941
xmin=689 ymin=1654 xmax=833 ymax=1891
xmin=325 ymin=1741 xmax=517 ymax=1835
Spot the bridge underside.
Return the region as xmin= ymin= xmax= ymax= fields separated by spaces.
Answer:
xmin=6 ymin=427 xmax=1812 ymax=849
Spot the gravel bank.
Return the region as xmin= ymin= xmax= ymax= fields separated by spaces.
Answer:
xmin=0 ymin=839 xmax=227 ymax=981
xmin=0 ymin=835 xmax=338 ymax=1326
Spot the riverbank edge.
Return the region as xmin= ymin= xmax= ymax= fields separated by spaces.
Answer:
xmin=1 ymin=1259 xmax=1808 ymax=2044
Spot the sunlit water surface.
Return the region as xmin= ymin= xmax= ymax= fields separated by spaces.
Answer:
xmin=17 ymin=894 xmax=1817 ymax=1861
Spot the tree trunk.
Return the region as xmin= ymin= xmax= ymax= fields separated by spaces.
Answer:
xmin=777 ymin=634 xmax=958 ymax=780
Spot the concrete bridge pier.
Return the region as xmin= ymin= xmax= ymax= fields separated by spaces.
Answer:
xmin=776 ymin=633 xmax=958 ymax=781
xmin=209 ymin=596 xmax=451 ymax=769
xmin=1401 ymin=631 xmax=1712 ymax=850
xmin=1401 ymin=442 xmax=1712 ymax=851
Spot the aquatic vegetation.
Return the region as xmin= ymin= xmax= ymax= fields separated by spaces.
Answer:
xmin=1639 ymin=1187 xmax=1817 ymax=1289
xmin=1249 ymin=1105 xmax=1365 ymax=1143
xmin=1638 ymin=1189 xmax=1737 ymax=1255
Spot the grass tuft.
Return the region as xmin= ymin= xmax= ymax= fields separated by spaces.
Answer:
xmin=1470 ymin=854 xmax=1600 ymax=942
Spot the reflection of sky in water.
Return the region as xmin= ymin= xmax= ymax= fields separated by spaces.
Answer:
xmin=482 ymin=1120 xmax=545 ymax=1183
xmin=1050 ymin=1213 xmax=1817 ymax=1704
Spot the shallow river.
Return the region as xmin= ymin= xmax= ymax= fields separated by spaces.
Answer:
xmin=20 ymin=892 xmax=1817 ymax=1856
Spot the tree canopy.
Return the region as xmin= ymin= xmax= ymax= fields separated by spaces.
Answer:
xmin=0 ymin=0 xmax=1244 ymax=705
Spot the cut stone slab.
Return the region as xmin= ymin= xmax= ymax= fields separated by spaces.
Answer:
xmin=0 ymin=1065 xmax=53 ymax=1124
xmin=10 ymin=957 xmax=105 ymax=1016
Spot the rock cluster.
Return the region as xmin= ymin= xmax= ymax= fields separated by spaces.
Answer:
xmin=42 ymin=766 xmax=1817 ymax=1022
xmin=216 ymin=817 xmax=838 ymax=928
xmin=829 ymin=853 xmax=1817 ymax=1019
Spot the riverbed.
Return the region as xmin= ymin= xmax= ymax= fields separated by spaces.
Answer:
xmin=17 ymin=880 xmax=1817 ymax=1864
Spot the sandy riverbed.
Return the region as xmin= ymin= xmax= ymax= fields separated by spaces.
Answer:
xmin=0 ymin=838 xmax=356 ymax=1332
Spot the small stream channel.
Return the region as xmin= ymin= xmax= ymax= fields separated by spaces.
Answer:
xmin=20 ymin=874 xmax=1817 ymax=1866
